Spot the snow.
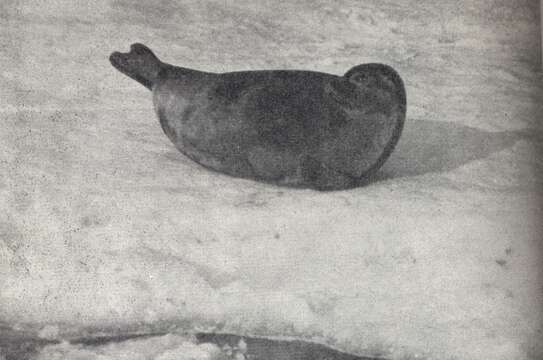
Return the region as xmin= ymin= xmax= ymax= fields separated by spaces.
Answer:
xmin=1 ymin=1 xmax=542 ymax=359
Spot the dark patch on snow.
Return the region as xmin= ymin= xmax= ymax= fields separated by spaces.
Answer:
xmin=195 ymin=332 xmax=385 ymax=360
xmin=0 ymin=326 xmax=168 ymax=360
xmin=378 ymin=119 xmax=532 ymax=179
xmin=495 ymin=259 xmax=507 ymax=267
xmin=70 ymin=332 xmax=165 ymax=346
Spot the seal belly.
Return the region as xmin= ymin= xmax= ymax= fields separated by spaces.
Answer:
xmin=153 ymin=77 xmax=256 ymax=177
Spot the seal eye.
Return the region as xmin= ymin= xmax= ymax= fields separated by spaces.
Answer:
xmin=350 ymin=72 xmax=369 ymax=85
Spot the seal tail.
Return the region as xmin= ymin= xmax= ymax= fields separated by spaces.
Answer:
xmin=109 ymin=43 xmax=164 ymax=90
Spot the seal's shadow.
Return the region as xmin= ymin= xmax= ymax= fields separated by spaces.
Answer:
xmin=377 ymin=119 xmax=532 ymax=180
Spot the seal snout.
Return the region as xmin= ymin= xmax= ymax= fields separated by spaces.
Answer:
xmin=109 ymin=51 xmax=125 ymax=69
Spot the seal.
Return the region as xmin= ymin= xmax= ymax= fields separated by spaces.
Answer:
xmin=110 ymin=43 xmax=406 ymax=190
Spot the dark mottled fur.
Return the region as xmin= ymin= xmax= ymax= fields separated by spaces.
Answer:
xmin=110 ymin=43 xmax=406 ymax=190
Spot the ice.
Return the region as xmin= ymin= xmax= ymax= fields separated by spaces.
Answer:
xmin=35 ymin=335 xmax=222 ymax=360
xmin=1 ymin=1 xmax=542 ymax=360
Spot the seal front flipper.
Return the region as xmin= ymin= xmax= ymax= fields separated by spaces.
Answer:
xmin=109 ymin=43 xmax=164 ymax=90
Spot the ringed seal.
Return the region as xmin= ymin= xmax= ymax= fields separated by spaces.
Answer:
xmin=110 ymin=43 xmax=406 ymax=190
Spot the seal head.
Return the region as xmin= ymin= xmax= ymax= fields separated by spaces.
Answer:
xmin=326 ymin=63 xmax=406 ymax=181
xmin=330 ymin=63 xmax=406 ymax=113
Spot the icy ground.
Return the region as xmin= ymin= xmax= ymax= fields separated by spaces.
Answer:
xmin=34 ymin=334 xmax=223 ymax=360
xmin=1 ymin=1 xmax=542 ymax=359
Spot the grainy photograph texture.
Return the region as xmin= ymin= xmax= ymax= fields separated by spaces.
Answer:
xmin=1 ymin=1 xmax=542 ymax=360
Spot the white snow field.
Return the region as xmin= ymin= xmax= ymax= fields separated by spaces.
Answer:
xmin=1 ymin=1 xmax=542 ymax=359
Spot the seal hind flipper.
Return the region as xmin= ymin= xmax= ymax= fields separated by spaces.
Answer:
xmin=109 ymin=43 xmax=164 ymax=90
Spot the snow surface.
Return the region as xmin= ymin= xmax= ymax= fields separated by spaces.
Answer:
xmin=1 ymin=1 xmax=542 ymax=359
